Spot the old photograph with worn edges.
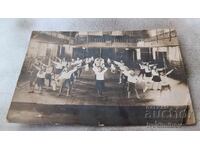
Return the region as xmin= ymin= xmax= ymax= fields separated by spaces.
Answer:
xmin=7 ymin=29 xmax=195 ymax=126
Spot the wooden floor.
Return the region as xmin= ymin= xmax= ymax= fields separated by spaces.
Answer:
xmin=7 ymin=68 xmax=191 ymax=125
xmin=12 ymin=68 xmax=190 ymax=106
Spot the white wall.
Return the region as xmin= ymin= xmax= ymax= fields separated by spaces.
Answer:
xmin=27 ymin=40 xmax=59 ymax=57
xmin=152 ymin=46 xmax=182 ymax=62
xmin=168 ymin=46 xmax=182 ymax=61
xmin=63 ymin=44 xmax=73 ymax=58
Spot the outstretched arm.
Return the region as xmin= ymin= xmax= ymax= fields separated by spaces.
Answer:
xmin=67 ymin=66 xmax=78 ymax=75
xmin=56 ymin=57 xmax=62 ymax=62
xmin=51 ymin=60 xmax=59 ymax=65
xmin=41 ymin=63 xmax=48 ymax=67
xmin=113 ymin=61 xmax=120 ymax=66
xmin=165 ymin=69 xmax=174 ymax=76
xmin=32 ymin=64 xmax=41 ymax=71
xmin=122 ymin=70 xmax=129 ymax=76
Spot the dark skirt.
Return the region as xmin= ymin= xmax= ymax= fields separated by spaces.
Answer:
xmin=128 ymin=82 xmax=136 ymax=92
xmin=77 ymin=68 xmax=82 ymax=76
xmin=140 ymin=69 xmax=145 ymax=74
xmin=63 ymin=79 xmax=71 ymax=89
xmin=29 ymin=79 xmax=36 ymax=87
xmin=145 ymin=72 xmax=152 ymax=77
xmin=55 ymin=68 xmax=63 ymax=74
xmin=45 ymin=73 xmax=51 ymax=80
xmin=121 ymin=74 xmax=128 ymax=84
xmin=74 ymin=70 xmax=78 ymax=76
xmin=152 ymin=75 xmax=161 ymax=82
xmin=36 ymin=78 xmax=45 ymax=87
xmin=29 ymin=75 xmax=36 ymax=87
xmin=70 ymin=74 xmax=75 ymax=82
xmin=96 ymin=80 xmax=105 ymax=91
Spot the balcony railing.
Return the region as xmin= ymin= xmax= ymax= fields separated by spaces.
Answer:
xmin=73 ymin=30 xmax=176 ymax=45
xmin=73 ymin=36 xmax=138 ymax=45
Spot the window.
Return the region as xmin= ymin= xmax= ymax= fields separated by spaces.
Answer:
xmin=140 ymin=48 xmax=153 ymax=62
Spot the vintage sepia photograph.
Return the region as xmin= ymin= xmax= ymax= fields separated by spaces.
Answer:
xmin=1 ymin=0 xmax=200 ymax=149
xmin=7 ymin=30 xmax=195 ymax=126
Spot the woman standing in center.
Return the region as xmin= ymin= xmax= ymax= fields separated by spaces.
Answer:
xmin=93 ymin=66 xmax=108 ymax=96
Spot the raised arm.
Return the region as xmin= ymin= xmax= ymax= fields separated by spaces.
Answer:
xmin=102 ymin=67 xmax=108 ymax=73
xmin=92 ymin=66 xmax=98 ymax=74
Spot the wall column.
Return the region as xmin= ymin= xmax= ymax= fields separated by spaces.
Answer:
xmin=152 ymin=47 xmax=157 ymax=60
xmin=136 ymin=48 xmax=141 ymax=60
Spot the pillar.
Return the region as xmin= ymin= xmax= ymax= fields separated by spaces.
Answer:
xmin=152 ymin=47 xmax=157 ymax=60
xmin=136 ymin=48 xmax=141 ymax=60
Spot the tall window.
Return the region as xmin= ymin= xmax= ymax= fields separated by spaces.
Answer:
xmin=155 ymin=51 xmax=167 ymax=68
xmin=140 ymin=48 xmax=153 ymax=62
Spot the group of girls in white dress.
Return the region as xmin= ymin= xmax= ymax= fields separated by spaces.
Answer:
xmin=28 ymin=56 xmax=173 ymax=99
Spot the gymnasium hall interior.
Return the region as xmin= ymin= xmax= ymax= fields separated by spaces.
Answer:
xmin=14 ymin=30 xmax=190 ymax=104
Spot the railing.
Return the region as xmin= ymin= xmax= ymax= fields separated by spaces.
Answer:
xmin=73 ymin=36 xmax=138 ymax=45
xmin=144 ymin=30 xmax=177 ymax=42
